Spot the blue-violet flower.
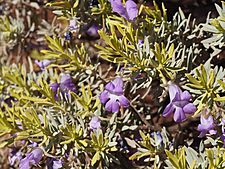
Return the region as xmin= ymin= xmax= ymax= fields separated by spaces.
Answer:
xmin=197 ymin=113 xmax=217 ymax=138
xmin=9 ymin=150 xmax=22 ymax=166
xmin=50 ymin=74 xmax=76 ymax=100
xmin=162 ymin=83 xmax=196 ymax=122
xmin=86 ymin=25 xmax=100 ymax=38
xmin=69 ymin=19 xmax=78 ymax=31
xmin=110 ymin=0 xmax=138 ymax=21
xmin=19 ymin=148 xmax=43 ymax=169
xmin=89 ymin=116 xmax=101 ymax=130
xmin=64 ymin=32 xmax=72 ymax=40
xmin=35 ymin=60 xmax=51 ymax=70
xmin=99 ymin=77 xmax=129 ymax=112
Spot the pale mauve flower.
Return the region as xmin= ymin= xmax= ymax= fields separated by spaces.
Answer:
xmin=197 ymin=113 xmax=217 ymax=138
xmin=9 ymin=150 xmax=22 ymax=166
xmin=35 ymin=60 xmax=51 ymax=70
xmin=162 ymin=83 xmax=196 ymax=122
xmin=19 ymin=148 xmax=43 ymax=169
xmin=110 ymin=0 xmax=138 ymax=21
xmin=89 ymin=116 xmax=101 ymax=130
xmin=86 ymin=24 xmax=100 ymax=38
xmin=50 ymin=74 xmax=76 ymax=100
xmin=69 ymin=19 xmax=78 ymax=31
xmin=99 ymin=77 xmax=129 ymax=112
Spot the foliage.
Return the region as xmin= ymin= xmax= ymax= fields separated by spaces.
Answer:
xmin=1 ymin=0 xmax=225 ymax=168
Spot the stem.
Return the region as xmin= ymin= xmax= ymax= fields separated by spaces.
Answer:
xmin=130 ymin=104 xmax=156 ymax=130
xmin=158 ymin=68 xmax=167 ymax=86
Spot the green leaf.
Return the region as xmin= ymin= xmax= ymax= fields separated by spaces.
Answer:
xmin=92 ymin=151 xmax=101 ymax=166
xmin=218 ymin=79 xmax=225 ymax=90
xmin=165 ymin=150 xmax=180 ymax=169
xmin=200 ymin=64 xmax=207 ymax=86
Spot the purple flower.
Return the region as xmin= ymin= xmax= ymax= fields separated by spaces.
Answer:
xmin=47 ymin=158 xmax=63 ymax=169
xmin=220 ymin=118 xmax=225 ymax=127
xmin=9 ymin=150 xmax=22 ymax=166
xmin=69 ymin=19 xmax=78 ymax=31
xmin=53 ymin=159 xmax=62 ymax=169
xmin=50 ymin=74 xmax=76 ymax=100
xmin=86 ymin=25 xmax=100 ymax=38
xmin=19 ymin=148 xmax=43 ymax=169
xmin=110 ymin=0 xmax=138 ymax=21
xmin=35 ymin=60 xmax=51 ymax=70
xmin=151 ymin=131 xmax=163 ymax=148
xmin=221 ymin=134 xmax=225 ymax=146
xmin=220 ymin=119 xmax=225 ymax=146
xmin=162 ymin=84 xmax=196 ymax=122
xmin=28 ymin=141 xmax=38 ymax=148
xmin=99 ymin=77 xmax=129 ymax=112
xmin=197 ymin=114 xmax=217 ymax=138
xmin=89 ymin=116 xmax=101 ymax=130
xmin=138 ymin=39 xmax=144 ymax=45
xmin=64 ymin=32 xmax=72 ymax=40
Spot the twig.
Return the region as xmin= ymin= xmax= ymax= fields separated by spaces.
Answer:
xmin=130 ymin=104 xmax=155 ymax=131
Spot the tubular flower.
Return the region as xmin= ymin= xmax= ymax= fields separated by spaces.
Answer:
xmin=64 ymin=32 xmax=72 ymax=41
xmin=110 ymin=0 xmax=138 ymax=21
xmin=69 ymin=18 xmax=78 ymax=31
xmin=89 ymin=116 xmax=101 ymax=130
xmin=99 ymin=77 xmax=129 ymax=112
xmin=50 ymin=74 xmax=76 ymax=100
xmin=162 ymin=84 xmax=196 ymax=122
xmin=19 ymin=148 xmax=43 ymax=169
xmin=86 ymin=24 xmax=100 ymax=38
xmin=197 ymin=113 xmax=217 ymax=138
xmin=9 ymin=150 xmax=22 ymax=166
xmin=35 ymin=60 xmax=51 ymax=70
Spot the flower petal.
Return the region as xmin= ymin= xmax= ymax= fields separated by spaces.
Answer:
xmin=53 ymin=159 xmax=63 ymax=169
xmin=31 ymin=148 xmax=43 ymax=163
xmin=50 ymin=83 xmax=59 ymax=93
xmin=221 ymin=134 xmax=225 ymax=145
xmin=118 ymin=95 xmax=129 ymax=107
xmin=10 ymin=152 xmax=22 ymax=166
xmin=89 ymin=116 xmax=101 ymax=130
xmin=168 ymin=84 xmax=182 ymax=101
xmin=125 ymin=0 xmax=138 ymax=21
xmin=198 ymin=114 xmax=215 ymax=135
xmin=105 ymin=99 xmax=120 ymax=112
xmin=60 ymin=74 xmax=71 ymax=84
xmin=105 ymin=82 xmax=115 ymax=91
xmin=87 ymin=25 xmax=99 ymax=37
xmin=112 ymin=77 xmax=123 ymax=94
xmin=198 ymin=130 xmax=207 ymax=138
xmin=181 ymin=91 xmax=191 ymax=101
xmin=19 ymin=157 xmax=30 ymax=169
xmin=200 ymin=114 xmax=213 ymax=125
xmin=35 ymin=60 xmax=51 ymax=70
xmin=61 ymin=80 xmax=76 ymax=93
xmin=209 ymin=129 xmax=217 ymax=135
xmin=69 ymin=19 xmax=78 ymax=30
xmin=99 ymin=91 xmax=109 ymax=104
xmin=110 ymin=0 xmax=129 ymax=20
xmin=173 ymin=107 xmax=186 ymax=122
xmin=162 ymin=103 xmax=175 ymax=117
xmin=197 ymin=124 xmax=207 ymax=131
xmin=183 ymin=103 xmax=196 ymax=114
xmin=19 ymin=149 xmax=43 ymax=169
